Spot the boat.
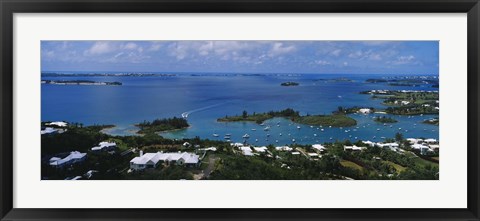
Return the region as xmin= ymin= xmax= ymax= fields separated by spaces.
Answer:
xmin=266 ymin=134 xmax=270 ymax=137
xmin=321 ymin=129 xmax=324 ymax=131
xmin=226 ymin=133 xmax=232 ymax=136
xmin=377 ymin=128 xmax=380 ymax=131
xmin=242 ymin=134 xmax=250 ymax=138
xmin=213 ymin=134 xmax=219 ymax=137
xmin=297 ymin=126 xmax=301 ymax=129
xmin=251 ymin=128 xmax=256 ymax=131
xmin=224 ymin=136 xmax=230 ymax=139
xmin=255 ymin=139 xmax=258 ymax=142
xmin=279 ymin=133 xmax=282 ymax=136
xmin=314 ymin=134 xmax=317 ymax=137
xmin=260 ymin=123 xmax=265 ymax=126
xmin=264 ymin=126 xmax=270 ymax=131
xmin=310 ymin=126 xmax=314 ymax=128
xmin=292 ymin=139 xmax=296 ymax=142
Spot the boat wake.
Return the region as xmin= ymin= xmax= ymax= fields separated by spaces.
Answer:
xmin=181 ymin=102 xmax=229 ymax=118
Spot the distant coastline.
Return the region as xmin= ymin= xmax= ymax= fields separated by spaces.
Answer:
xmin=42 ymin=80 xmax=122 ymax=86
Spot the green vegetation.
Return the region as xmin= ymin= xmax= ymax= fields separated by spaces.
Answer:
xmin=42 ymin=123 xmax=438 ymax=180
xmin=374 ymin=116 xmax=398 ymax=123
xmin=340 ymin=160 xmax=364 ymax=172
xmin=294 ymin=114 xmax=356 ymax=127
xmin=280 ymin=81 xmax=299 ymax=86
xmin=218 ymin=108 xmax=356 ymax=127
xmin=360 ymin=90 xmax=439 ymax=115
xmin=334 ymin=106 xmax=376 ymax=114
xmin=136 ymin=117 xmax=189 ymax=134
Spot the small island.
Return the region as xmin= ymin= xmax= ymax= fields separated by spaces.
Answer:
xmin=218 ymin=108 xmax=356 ymax=127
xmin=360 ymin=90 xmax=439 ymax=115
xmin=136 ymin=117 xmax=189 ymax=134
xmin=281 ymin=82 xmax=299 ymax=86
xmin=423 ymin=118 xmax=439 ymax=125
xmin=42 ymin=80 xmax=122 ymax=86
xmin=374 ymin=116 xmax=398 ymax=123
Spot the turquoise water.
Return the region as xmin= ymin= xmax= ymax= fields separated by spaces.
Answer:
xmin=41 ymin=73 xmax=439 ymax=145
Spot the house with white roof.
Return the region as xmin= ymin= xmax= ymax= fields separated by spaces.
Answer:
xmin=376 ymin=143 xmax=399 ymax=151
xmin=406 ymin=138 xmax=422 ymax=144
xmin=358 ymin=108 xmax=371 ymax=114
xmin=253 ymin=146 xmax=268 ymax=153
xmin=239 ymin=146 xmax=254 ymax=156
xmin=362 ymin=140 xmax=375 ymax=147
xmin=344 ymin=145 xmax=364 ymax=151
xmin=49 ymin=151 xmax=87 ymax=168
xmin=41 ymin=127 xmax=58 ymax=135
xmin=312 ymin=144 xmax=326 ymax=152
xmin=130 ymin=151 xmax=200 ymax=170
xmin=47 ymin=121 xmax=68 ymax=127
xmin=424 ymin=138 xmax=437 ymax=143
xmin=91 ymin=141 xmax=117 ymax=152
xmin=307 ymin=153 xmax=319 ymax=157
xmin=275 ymin=146 xmax=293 ymax=151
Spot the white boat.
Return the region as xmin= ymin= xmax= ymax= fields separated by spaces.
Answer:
xmin=242 ymin=134 xmax=250 ymax=138
xmin=279 ymin=133 xmax=282 ymax=136
xmin=297 ymin=126 xmax=301 ymax=129
xmin=264 ymin=126 xmax=270 ymax=131
xmin=321 ymin=129 xmax=324 ymax=131
xmin=213 ymin=134 xmax=219 ymax=137
xmin=260 ymin=123 xmax=265 ymax=126
xmin=292 ymin=139 xmax=296 ymax=142
xmin=314 ymin=134 xmax=317 ymax=137
xmin=251 ymin=128 xmax=256 ymax=131
xmin=266 ymin=134 xmax=270 ymax=137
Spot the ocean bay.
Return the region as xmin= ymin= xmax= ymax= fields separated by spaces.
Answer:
xmin=42 ymin=73 xmax=439 ymax=145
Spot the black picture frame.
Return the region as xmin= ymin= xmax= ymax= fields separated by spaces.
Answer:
xmin=1 ymin=0 xmax=479 ymax=220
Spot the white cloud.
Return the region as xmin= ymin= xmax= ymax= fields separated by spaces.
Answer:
xmin=123 ymin=42 xmax=138 ymax=50
xmin=148 ymin=42 xmax=163 ymax=52
xmin=390 ymin=55 xmax=417 ymax=65
xmin=268 ymin=42 xmax=296 ymax=57
xmin=315 ymin=60 xmax=331 ymax=65
xmin=330 ymin=49 xmax=342 ymax=57
xmin=84 ymin=42 xmax=116 ymax=55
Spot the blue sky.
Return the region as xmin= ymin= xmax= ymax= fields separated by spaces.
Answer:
xmin=41 ymin=41 xmax=439 ymax=75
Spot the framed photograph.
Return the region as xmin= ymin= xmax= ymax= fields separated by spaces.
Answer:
xmin=1 ymin=0 xmax=479 ymax=220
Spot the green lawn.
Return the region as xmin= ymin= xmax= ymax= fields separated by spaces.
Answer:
xmin=385 ymin=161 xmax=406 ymax=172
xmin=340 ymin=160 xmax=364 ymax=171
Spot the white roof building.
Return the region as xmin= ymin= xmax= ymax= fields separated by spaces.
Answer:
xmin=253 ymin=146 xmax=268 ymax=153
xmin=275 ymin=146 xmax=293 ymax=151
xmin=429 ymin=144 xmax=440 ymax=150
xmin=362 ymin=140 xmax=375 ymax=147
xmin=41 ymin=127 xmax=58 ymax=135
xmin=424 ymin=138 xmax=438 ymax=143
xmin=231 ymin=143 xmax=244 ymax=147
xmin=291 ymin=152 xmax=301 ymax=155
xmin=130 ymin=152 xmax=199 ymax=170
xmin=344 ymin=145 xmax=364 ymax=151
xmin=91 ymin=141 xmax=117 ymax=151
xmin=358 ymin=108 xmax=371 ymax=114
xmin=47 ymin=121 xmax=68 ymax=127
xmin=312 ymin=144 xmax=326 ymax=152
xmin=239 ymin=146 xmax=254 ymax=156
xmin=412 ymin=143 xmax=429 ymax=150
xmin=406 ymin=138 xmax=422 ymax=144
xmin=49 ymin=151 xmax=87 ymax=167
xmin=307 ymin=153 xmax=319 ymax=157
xmin=199 ymin=147 xmax=217 ymax=151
